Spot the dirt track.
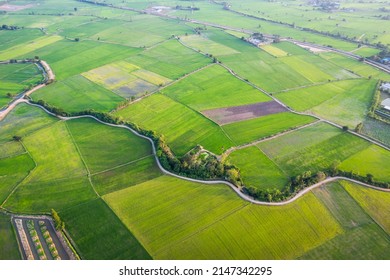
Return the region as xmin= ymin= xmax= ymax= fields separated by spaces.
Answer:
xmin=1 ymin=61 xmax=389 ymax=207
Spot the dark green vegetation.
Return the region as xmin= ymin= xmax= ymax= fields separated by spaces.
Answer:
xmin=61 ymin=199 xmax=151 ymax=260
xmin=1 ymin=0 xmax=390 ymax=260
xmin=0 ymin=213 xmax=21 ymax=260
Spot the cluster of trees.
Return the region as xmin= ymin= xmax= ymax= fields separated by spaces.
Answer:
xmin=51 ymin=209 xmax=65 ymax=231
xmin=243 ymin=171 xmax=326 ymax=202
xmin=244 ymin=166 xmax=389 ymax=202
xmin=175 ymin=5 xmax=200 ymax=11
xmin=1 ymin=24 xmax=21 ymax=30
xmin=29 ymin=100 xmax=390 ymax=201
xmin=34 ymin=100 xmax=67 ymax=117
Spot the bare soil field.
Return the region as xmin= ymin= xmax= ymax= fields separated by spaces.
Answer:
xmin=202 ymin=101 xmax=287 ymax=125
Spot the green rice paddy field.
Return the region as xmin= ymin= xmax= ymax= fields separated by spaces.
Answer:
xmin=0 ymin=63 xmax=43 ymax=108
xmin=0 ymin=0 xmax=389 ymax=261
xmin=0 ymin=213 xmax=20 ymax=260
xmin=229 ymin=122 xmax=390 ymax=191
xmin=104 ymin=176 xmax=390 ymax=259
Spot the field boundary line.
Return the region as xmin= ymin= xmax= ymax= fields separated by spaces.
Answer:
xmin=340 ymin=182 xmax=390 ymax=239
xmin=90 ymin=154 xmax=154 ymax=176
xmin=1 ymin=59 xmax=389 ymax=206
xmin=113 ymin=63 xmax=213 ymax=112
xmin=0 ymin=141 xmax=38 ymax=208
xmin=254 ymin=145 xmax=290 ymax=179
xmin=64 ymin=121 xmax=100 ymax=198
xmin=222 ymin=120 xmax=321 ymax=158
xmin=20 ymin=101 xmax=390 ymax=206
xmin=154 ymin=203 xmax=250 ymax=256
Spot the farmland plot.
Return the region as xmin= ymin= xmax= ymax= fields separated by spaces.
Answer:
xmin=162 ymin=64 xmax=270 ymax=111
xmin=104 ymin=176 xmax=341 ymax=259
xmin=222 ymin=112 xmax=315 ymax=145
xmin=127 ymin=40 xmax=211 ymax=80
xmin=302 ymin=182 xmax=390 ymax=259
xmin=115 ymin=94 xmax=234 ymax=155
xmin=32 ymin=75 xmax=124 ymax=113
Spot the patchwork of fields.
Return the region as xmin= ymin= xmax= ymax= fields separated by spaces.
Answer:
xmin=0 ymin=63 xmax=43 ymax=109
xmin=0 ymin=0 xmax=389 ymax=261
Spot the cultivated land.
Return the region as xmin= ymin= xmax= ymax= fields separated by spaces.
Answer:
xmin=161 ymin=64 xmax=271 ymax=111
xmin=32 ymin=75 xmax=124 ymax=113
xmin=106 ymin=176 xmax=390 ymax=259
xmin=0 ymin=0 xmax=390 ymax=261
xmin=0 ymin=63 xmax=43 ymax=108
xmin=0 ymin=213 xmax=20 ymax=260
xmin=115 ymin=93 xmax=234 ymax=156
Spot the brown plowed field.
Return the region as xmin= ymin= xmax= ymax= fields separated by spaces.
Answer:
xmin=202 ymin=101 xmax=287 ymax=125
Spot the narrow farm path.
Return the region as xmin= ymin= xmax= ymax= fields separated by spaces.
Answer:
xmin=1 ymin=60 xmax=389 ymax=207
xmin=22 ymin=101 xmax=390 ymax=206
xmin=177 ymin=38 xmax=390 ymax=153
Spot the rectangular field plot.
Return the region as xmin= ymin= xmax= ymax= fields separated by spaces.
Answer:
xmin=92 ymin=156 xmax=162 ymax=196
xmin=222 ymin=112 xmax=315 ymax=145
xmin=104 ymin=175 xmax=341 ymax=259
xmin=319 ymin=52 xmax=390 ymax=80
xmin=91 ymin=16 xmax=192 ymax=48
xmin=221 ymin=50 xmax=312 ymax=92
xmin=0 ymin=29 xmax=44 ymax=52
xmin=227 ymin=146 xmax=288 ymax=191
xmin=0 ymin=63 xmax=43 ymax=108
xmin=338 ymin=145 xmax=390 ymax=182
xmin=0 ymin=213 xmax=21 ymax=260
xmin=361 ymin=118 xmax=390 ymax=147
xmin=162 ymin=64 xmax=270 ymax=111
xmin=66 ymin=117 xmax=153 ymax=174
xmin=83 ymin=61 xmax=170 ymax=99
xmin=0 ymin=154 xmax=35 ymax=204
xmin=278 ymin=56 xmax=340 ymax=83
xmin=32 ymin=75 xmax=124 ymax=113
xmin=275 ymin=79 xmax=370 ymax=112
xmin=0 ymin=35 xmax=62 ymax=60
xmin=82 ymin=61 xmax=139 ymax=90
xmin=258 ymin=122 xmax=341 ymax=159
xmin=0 ymin=140 xmax=25 ymax=159
xmin=61 ymin=199 xmax=151 ymax=260
xmin=132 ymin=69 xmax=171 ymax=86
xmin=343 ymin=181 xmax=390 ymax=234
xmin=23 ymin=40 xmax=140 ymax=80
xmin=258 ymin=129 xmax=371 ymax=177
xmin=115 ymin=94 xmax=234 ymax=155
xmin=22 ymin=121 xmax=87 ymax=182
xmin=260 ymin=44 xmax=288 ymax=57
xmin=309 ymin=79 xmax=377 ymax=127
xmin=180 ymin=34 xmax=240 ymax=56
xmin=103 ymin=176 xmax=248 ymax=256
xmin=127 ymin=40 xmax=211 ymax=80
xmin=203 ymin=101 xmax=287 ymax=125
xmin=0 ymin=103 xmax=57 ymax=144
xmin=4 ymin=176 xmax=97 ymax=213
xmin=302 ymin=182 xmax=390 ymax=259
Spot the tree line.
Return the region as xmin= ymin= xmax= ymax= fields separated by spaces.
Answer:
xmin=30 ymin=100 xmax=242 ymax=186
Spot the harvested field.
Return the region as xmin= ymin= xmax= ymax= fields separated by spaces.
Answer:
xmin=202 ymin=101 xmax=287 ymax=125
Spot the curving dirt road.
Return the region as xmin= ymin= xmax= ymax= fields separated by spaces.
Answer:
xmin=0 ymin=60 xmax=54 ymax=122
xmin=1 ymin=60 xmax=389 ymax=206
xmin=24 ymin=100 xmax=390 ymax=206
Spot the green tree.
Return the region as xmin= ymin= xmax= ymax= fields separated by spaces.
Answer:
xmin=51 ymin=209 xmax=65 ymax=231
